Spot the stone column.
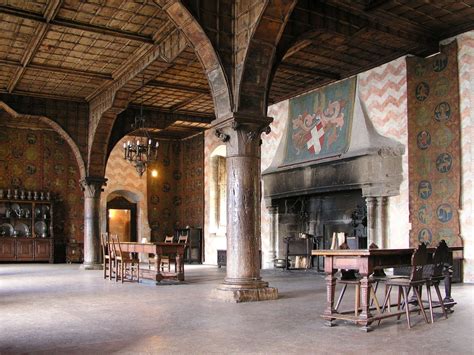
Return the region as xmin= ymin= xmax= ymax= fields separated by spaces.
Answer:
xmin=376 ymin=196 xmax=388 ymax=248
xmin=213 ymin=118 xmax=278 ymax=302
xmin=267 ymin=206 xmax=278 ymax=268
xmin=365 ymin=196 xmax=378 ymax=247
xmin=80 ymin=176 xmax=107 ymax=270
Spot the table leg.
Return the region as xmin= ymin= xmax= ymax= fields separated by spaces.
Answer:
xmin=176 ymin=253 xmax=184 ymax=281
xmin=359 ymin=275 xmax=374 ymax=332
xmin=323 ymin=272 xmax=337 ymax=327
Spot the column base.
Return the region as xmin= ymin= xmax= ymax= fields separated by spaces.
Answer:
xmin=212 ymin=282 xmax=278 ymax=303
xmin=81 ymin=262 xmax=103 ymax=270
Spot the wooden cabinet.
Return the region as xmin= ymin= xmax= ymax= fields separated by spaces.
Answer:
xmin=174 ymin=228 xmax=203 ymax=263
xmin=0 ymin=193 xmax=54 ymax=263
xmin=0 ymin=238 xmax=15 ymax=260
xmin=16 ymin=239 xmax=35 ymax=260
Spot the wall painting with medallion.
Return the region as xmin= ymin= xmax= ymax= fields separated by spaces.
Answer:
xmin=0 ymin=126 xmax=83 ymax=243
xmin=407 ymin=41 xmax=462 ymax=248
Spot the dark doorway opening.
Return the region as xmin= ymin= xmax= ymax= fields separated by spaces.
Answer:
xmin=107 ymin=196 xmax=137 ymax=242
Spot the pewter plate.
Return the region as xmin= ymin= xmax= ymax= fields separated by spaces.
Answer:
xmin=14 ymin=222 xmax=30 ymax=237
xmin=34 ymin=221 xmax=48 ymax=236
xmin=0 ymin=223 xmax=14 ymax=237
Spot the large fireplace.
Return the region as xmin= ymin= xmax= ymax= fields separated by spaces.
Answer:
xmin=262 ymin=79 xmax=405 ymax=260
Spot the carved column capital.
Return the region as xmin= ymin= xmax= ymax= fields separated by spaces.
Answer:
xmin=213 ymin=113 xmax=273 ymax=157
xmin=80 ymin=176 xmax=107 ymax=199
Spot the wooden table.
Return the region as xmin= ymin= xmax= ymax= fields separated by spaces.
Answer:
xmin=312 ymin=247 xmax=463 ymax=331
xmin=120 ymin=242 xmax=185 ymax=283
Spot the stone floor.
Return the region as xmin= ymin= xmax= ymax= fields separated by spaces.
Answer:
xmin=0 ymin=263 xmax=473 ymax=354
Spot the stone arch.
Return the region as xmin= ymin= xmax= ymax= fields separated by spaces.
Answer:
xmin=237 ymin=0 xmax=297 ymax=117
xmin=87 ymin=94 xmax=129 ymax=178
xmin=154 ymin=0 xmax=233 ymax=120
xmin=100 ymin=188 xmax=150 ymax=242
xmin=0 ymin=101 xmax=86 ymax=180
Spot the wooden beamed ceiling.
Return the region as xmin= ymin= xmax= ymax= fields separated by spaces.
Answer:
xmin=0 ymin=0 xmax=473 ymax=133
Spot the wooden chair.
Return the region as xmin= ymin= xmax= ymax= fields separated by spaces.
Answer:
xmin=110 ymin=234 xmax=139 ymax=283
xmin=160 ymin=235 xmax=175 ymax=272
xmin=380 ymin=243 xmax=430 ymax=328
xmin=100 ymin=232 xmax=114 ymax=280
xmin=426 ymin=240 xmax=449 ymax=323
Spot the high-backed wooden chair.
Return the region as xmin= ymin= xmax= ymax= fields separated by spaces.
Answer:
xmin=380 ymin=243 xmax=430 ymax=328
xmin=160 ymin=235 xmax=175 ymax=272
xmin=100 ymin=232 xmax=114 ymax=280
xmin=426 ymin=240 xmax=449 ymax=323
xmin=110 ymin=234 xmax=139 ymax=283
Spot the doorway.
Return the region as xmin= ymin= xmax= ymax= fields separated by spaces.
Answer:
xmin=107 ymin=196 xmax=137 ymax=242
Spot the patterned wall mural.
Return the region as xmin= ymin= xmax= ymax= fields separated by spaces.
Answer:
xmin=177 ymin=134 xmax=204 ymax=229
xmin=102 ymin=136 xmax=149 ymax=241
xmin=407 ymin=41 xmax=462 ymax=248
xmin=0 ymin=126 xmax=83 ymax=243
xmin=358 ymin=57 xmax=409 ymax=248
xmin=458 ymin=31 xmax=474 ymax=282
xmin=147 ymin=134 xmax=204 ymax=241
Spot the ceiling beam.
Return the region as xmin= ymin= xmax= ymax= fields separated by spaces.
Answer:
xmin=279 ymin=63 xmax=341 ymax=80
xmin=0 ymin=58 xmax=112 ymax=81
xmin=147 ymin=80 xmax=210 ymax=94
xmin=0 ymin=5 xmax=154 ymax=44
xmin=6 ymin=0 xmax=63 ymax=93
xmin=128 ymin=104 xmax=214 ymax=121
xmin=0 ymin=88 xmax=86 ymax=103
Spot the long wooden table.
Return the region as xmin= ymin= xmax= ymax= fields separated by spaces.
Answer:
xmin=120 ymin=242 xmax=185 ymax=283
xmin=312 ymin=247 xmax=463 ymax=331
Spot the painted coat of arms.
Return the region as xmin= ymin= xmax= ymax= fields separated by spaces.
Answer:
xmin=283 ymin=77 xmax=356 ymax=164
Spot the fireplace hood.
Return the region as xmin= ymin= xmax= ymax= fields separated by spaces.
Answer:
xmin=262 ymin=88 xmax=405 ymax=204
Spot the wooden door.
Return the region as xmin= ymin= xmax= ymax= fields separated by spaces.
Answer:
xmin=16 ymin=239 xmax=34 ymax=260
xmin=35 ymin=239 xmax=51 ymax=261
xmin=0 ymin=238 xmax=16 ymax=260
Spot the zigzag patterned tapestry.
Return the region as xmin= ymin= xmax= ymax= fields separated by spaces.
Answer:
xmin=407 ymin=41 xmax=462 ymax=247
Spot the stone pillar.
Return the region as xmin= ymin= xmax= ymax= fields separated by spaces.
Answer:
xmin=213 ymin=118 xmax=278 ymax=302
xmin=365 ymin=196 xmax=377 ymax=247
xmin=80 ymin=176 xmax=107 ymax=270
xmin=267 ymin=206 xmax=278 ymax=268
xmin=376 ymin=196 xmax=388 ymax=248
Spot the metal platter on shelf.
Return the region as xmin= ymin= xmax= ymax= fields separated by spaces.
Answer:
xmin=34 ymin=221 xmax=48 ymax=237
xmin=14 ymin=222 xmax=30 ymax=237
xmin=11 ymin=203 xmax=22 ymax=217
xmin=0 ymin=223 xmax=14 ymax=237
xmin=42 ymin=205 xmax=50 ymax=218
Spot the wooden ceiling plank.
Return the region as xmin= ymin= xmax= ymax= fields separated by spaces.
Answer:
xmin=0 ymin=58 xmax=112 ymax=80
xmin=0 ymin=5 xmax=154 ymax=44
xmin=6 ymin=1 xmax=64 ymax=93
xmin=147 ymin=80 xmax=210 ymax=94
xmin=279 ymin=62 xmax=340 ymax=80
xmin=364 ymin=0 xmax=391 ymax=12
xmin=168 ymin=93 xmax=207 ymax=112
